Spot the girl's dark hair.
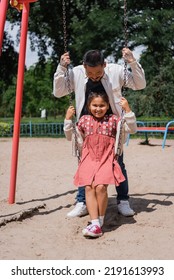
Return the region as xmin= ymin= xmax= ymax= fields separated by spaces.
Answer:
xmin=83 ymin=50 xmax=105 ymax=67
xmin=87 ymin=91 xmax=109 ymax=109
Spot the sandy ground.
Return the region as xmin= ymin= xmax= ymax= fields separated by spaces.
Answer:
xmin=0 ymin=137 xmax=174 ymax=260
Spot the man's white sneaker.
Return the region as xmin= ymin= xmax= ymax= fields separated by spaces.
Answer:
xmin=117 ymin=200 xmax=135 ymax=217
xmin=67 ymin=202 xmax=88 ymax=218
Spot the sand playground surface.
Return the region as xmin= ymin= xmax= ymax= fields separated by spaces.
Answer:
xmin=0 ymin=137 xmax=174 ymax=260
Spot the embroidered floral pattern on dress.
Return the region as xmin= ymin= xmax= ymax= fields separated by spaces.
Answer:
xmin=78 ymin=115 xmax=118 ymax=137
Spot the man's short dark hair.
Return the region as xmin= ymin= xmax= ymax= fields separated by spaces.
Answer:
xmin=83 ymin=50 xmax=105 ymax=67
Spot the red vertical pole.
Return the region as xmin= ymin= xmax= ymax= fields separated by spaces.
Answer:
xmin=0 ymin=0 xmax=8 ymax=55
xmin=8 ymin=2 xmax=30 ymax=204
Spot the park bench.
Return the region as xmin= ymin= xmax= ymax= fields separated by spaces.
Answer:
xmin=126 ymin=120 xmax=174 ymax=149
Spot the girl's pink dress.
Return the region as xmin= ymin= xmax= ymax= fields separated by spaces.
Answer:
xmin=73 ymin=114 xmax=125 ymax=187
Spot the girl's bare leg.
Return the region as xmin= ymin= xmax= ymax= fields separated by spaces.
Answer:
xmin=85 ymin=185 xmax=98 ymax=220
xmin=96 ymin=184 xmax=108 ymax=217
xmin=82 ymin=184 xmax=106 ymax=237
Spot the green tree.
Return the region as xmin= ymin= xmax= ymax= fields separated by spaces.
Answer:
xmin=1 ymin=79 xmax=16 ymax=117
xmin=2 ymin=0 xmax=174 ymax=118
xmin=23 ymin=60 xmax=70 ymax=117
xmin=0 ymin=32 xmax=18 ymax=115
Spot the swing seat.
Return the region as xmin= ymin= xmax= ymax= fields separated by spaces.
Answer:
xmin=126 ymin=120 xmax=174 ymax=149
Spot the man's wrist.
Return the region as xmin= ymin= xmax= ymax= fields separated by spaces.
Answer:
xmin=129 ymin=59 xmax=136 ymax=65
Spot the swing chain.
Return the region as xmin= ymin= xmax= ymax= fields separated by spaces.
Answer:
xmin=62 ymin=0 xmax=72 ymax=105
xmin=123 ymin=0 xmax=128 ymax=95
xmin=62 ymin=0 xmax=67 ymax=53
xmin=62 ymin=0 xmax=80 ymax=162
xmin=116 ymin=0 xmax=128 ymax=158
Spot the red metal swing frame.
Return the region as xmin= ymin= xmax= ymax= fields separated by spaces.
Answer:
xmin=0 ymin=0 xmax=37 ymax=203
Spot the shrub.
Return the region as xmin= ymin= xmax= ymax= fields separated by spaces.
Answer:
xmin=0 ymin=122 xmax=11 ymax=136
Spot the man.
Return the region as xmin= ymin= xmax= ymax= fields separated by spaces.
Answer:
xmin=53 ymin=48 xmax=146 ymax=217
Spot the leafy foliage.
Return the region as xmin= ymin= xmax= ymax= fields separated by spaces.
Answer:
xmin=0 ymin=122 xmax=11 ymax=136
xmin=0 ymin=0 xmax=174 ymax=118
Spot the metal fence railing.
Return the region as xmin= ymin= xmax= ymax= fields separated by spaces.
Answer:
xmin=0 ymin=122 xmax=64 ymax=137
xmin=0 ymin=120 xmax=174 ymax=138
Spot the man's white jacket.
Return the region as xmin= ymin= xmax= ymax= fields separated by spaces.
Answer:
xmin=53 ymin=61 xmax=146 ymax=120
